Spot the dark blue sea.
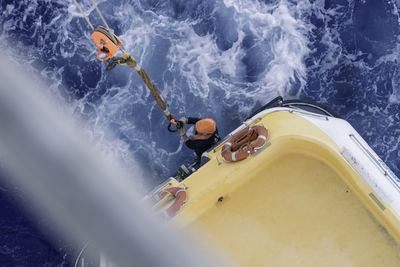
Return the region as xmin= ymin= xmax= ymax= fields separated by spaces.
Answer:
xmin=1 ymin=0 xmax=400 ymax=265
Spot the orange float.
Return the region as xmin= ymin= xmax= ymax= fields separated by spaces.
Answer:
xmin=221 ymin=125 xmax=268 ymax=162
xmin=146 ymin=187 xmax=187 ymax=220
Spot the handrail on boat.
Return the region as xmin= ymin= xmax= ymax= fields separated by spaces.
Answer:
xmin=349 ymin=134 xmax=400 ymax=192
xmin=74 ymin=242 xmax=90 ymax=267
xmin=284 ymin=102 xmax=336 ymax=117
xmin=288 ymin=108 xmax=330 ymax=121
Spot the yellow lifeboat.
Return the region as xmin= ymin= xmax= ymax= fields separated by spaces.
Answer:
xmin=146 ymin=98 xmax=400 ymax=266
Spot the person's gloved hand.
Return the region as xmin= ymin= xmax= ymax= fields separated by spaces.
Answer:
xmin=176 ymin=117 xmax=188 ymax=129
xmin=177 ymin=125 xmax=186 ymax=136
xmin=179 ymin=117 xmax=188 ymax=124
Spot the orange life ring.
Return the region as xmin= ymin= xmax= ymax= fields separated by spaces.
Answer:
xmin=221 ymin=125 xmax=268 ymax=162
xmin=147 ymin=187 xmax=187 ymax=220
xmin=91 ymin=26 xmax=123 ymax=61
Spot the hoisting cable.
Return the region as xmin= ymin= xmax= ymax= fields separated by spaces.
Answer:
xmin=72 ymin=0 xmax=94 ymax=31
xmin=71 ymin=0 xmax=181 ymax=133
xmin=89 ymin=0 xmax=111 ymax=31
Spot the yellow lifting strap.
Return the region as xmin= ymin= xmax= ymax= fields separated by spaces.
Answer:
xmin=106 ymin=52 xmax=178 ymax=129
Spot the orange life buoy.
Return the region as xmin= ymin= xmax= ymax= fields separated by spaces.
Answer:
xmin=221 ymin=125 xmax=268 ymax=162
xmin=91 ymin=26 xmax=123 ymax=61
xmin=146 ymin=187 xmax=187 ymax=220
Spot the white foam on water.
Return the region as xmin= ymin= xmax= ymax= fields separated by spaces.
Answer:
xmin=0 ymin=0 xmax=316 ymax=181
xmin=0 ymin=53 xmax=229 ymax=267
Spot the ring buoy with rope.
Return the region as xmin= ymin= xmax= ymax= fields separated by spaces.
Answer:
xmin=91 ymin=26 xmax=123 ymax=61
xmin=146 ymin=187 xmax=187 ymax=220
xmin=221 ymin=125 xmax=268 ymax=162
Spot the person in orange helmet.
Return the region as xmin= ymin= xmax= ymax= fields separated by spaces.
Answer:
xmin=177 ymin=117 xmax=221 ymax=158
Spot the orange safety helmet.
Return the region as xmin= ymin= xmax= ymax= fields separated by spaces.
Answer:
xmin=195 ymin=118 xmax=216 ymax=135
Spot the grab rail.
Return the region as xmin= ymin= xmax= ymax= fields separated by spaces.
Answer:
xmin=349 ymin=134 xmax=400 ymax=191
xmin=288 ymin=108 xmax=330 ymax=121
xmin=284 ymin=102 xmax=335 ymax=117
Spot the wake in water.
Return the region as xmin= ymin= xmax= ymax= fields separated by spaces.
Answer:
xmin=1 ymin=0 xmax=315 ymax=183
xmin=302 ymin=0 xmax=400 ymax=175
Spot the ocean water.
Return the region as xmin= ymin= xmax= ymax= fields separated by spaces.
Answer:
xmin=0 ymin=0 xmax=399 ymax=265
